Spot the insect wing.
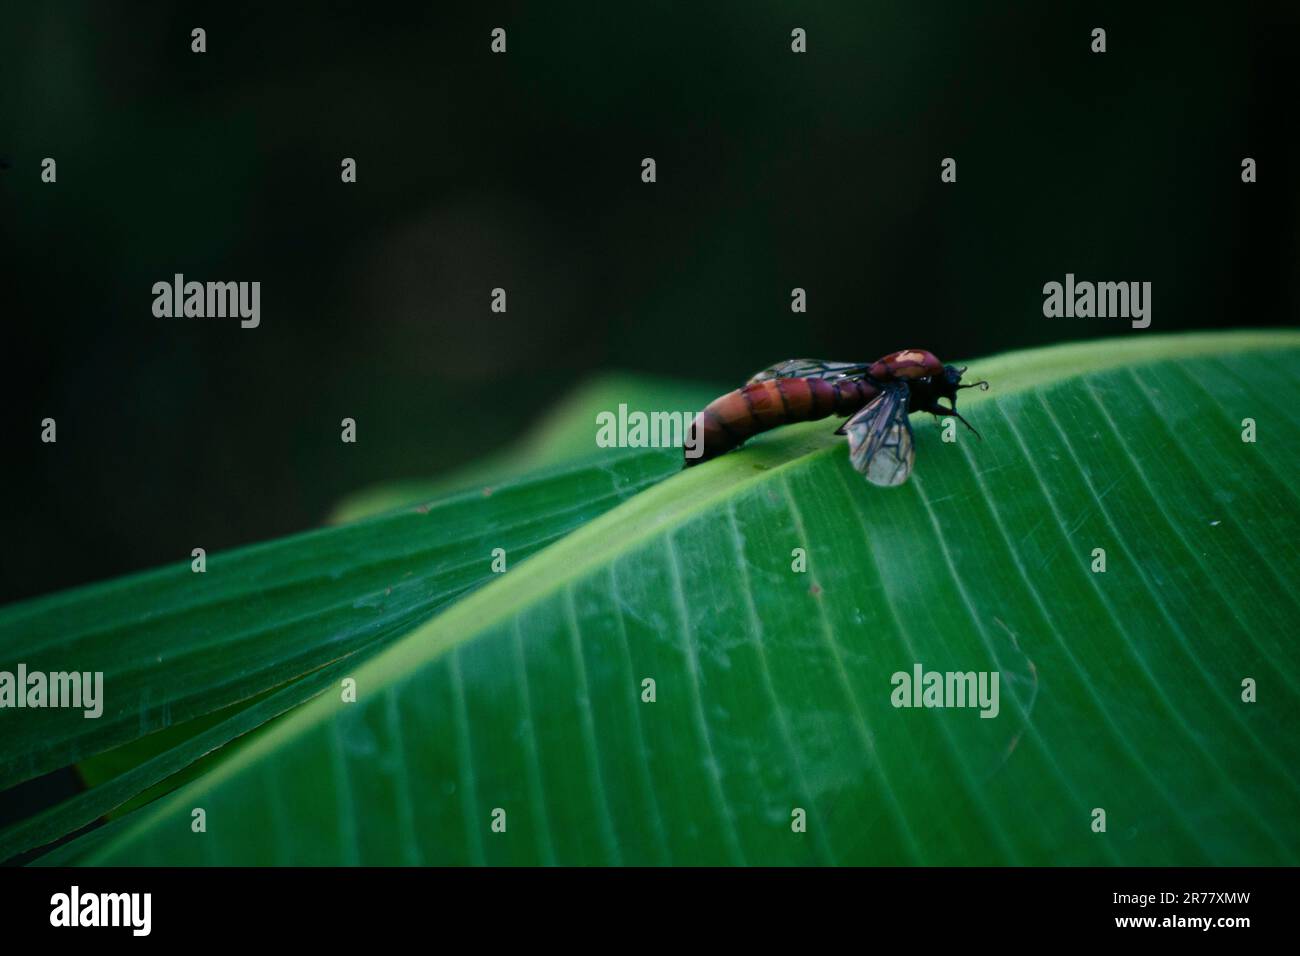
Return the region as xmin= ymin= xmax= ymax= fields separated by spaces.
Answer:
xmin=747 ymin=358 xmax=872 ymax=384
xmin=843 ymin=383 xmax=915 ymax=486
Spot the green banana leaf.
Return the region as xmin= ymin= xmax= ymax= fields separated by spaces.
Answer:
xmin=0 ymin=451 xmax=676 ymax=860
xmin=27 ymin=330 xmax=1298 ymax=866
xmin=48 ymin=376 xmax=717 ymax=845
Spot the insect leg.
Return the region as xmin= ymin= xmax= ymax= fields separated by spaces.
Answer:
xmin=929 ymin=402 xmax=983 ymax=440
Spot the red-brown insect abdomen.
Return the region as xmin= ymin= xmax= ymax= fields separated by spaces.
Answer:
xmin=686 ymin=377 xmax=879 ymax=465
xmin=868 ymin=349 xmax=944 ymax=381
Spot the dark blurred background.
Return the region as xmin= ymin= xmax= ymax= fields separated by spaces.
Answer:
xmin=2 ymin=0 xmax=1296 ymax=604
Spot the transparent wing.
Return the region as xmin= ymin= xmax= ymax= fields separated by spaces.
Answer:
xmin=843 ymin=382 xmax=915 ymax=486
xmin=747 ymin=358 xmax=873 ymax=384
